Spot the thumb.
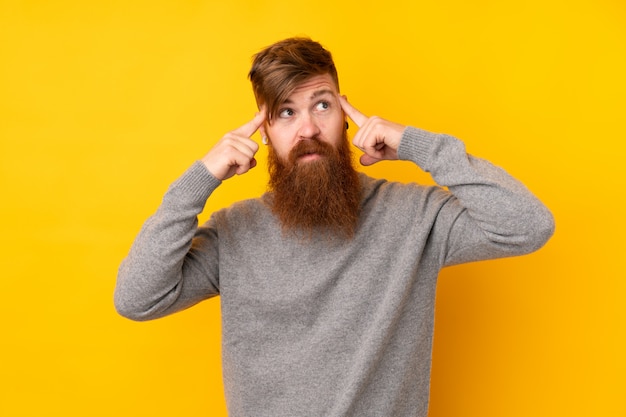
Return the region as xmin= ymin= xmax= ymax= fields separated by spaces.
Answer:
xmin=359 ymin=154 xmax=382 ymax=166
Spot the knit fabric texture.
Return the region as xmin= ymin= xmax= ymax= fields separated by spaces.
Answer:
xmin=115 ymin=126 xmax=555 ymax=417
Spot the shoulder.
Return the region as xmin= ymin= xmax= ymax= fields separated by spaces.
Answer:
xmin=359 ymin=172 xmax=445 ymax=201
xmin=213 ymin=195 xmax=268 ymax=221
xmin=209 ymin=194 xmax=276 ymax=236
xmin=358 ymin=172 xmax=454 ymax=218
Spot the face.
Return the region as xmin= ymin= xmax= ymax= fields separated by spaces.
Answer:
xmin=263 ymin=73 xmax=345 ymax=163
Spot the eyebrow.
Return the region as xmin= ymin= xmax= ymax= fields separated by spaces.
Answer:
xmin=283 ymin=89 xmax=335 ymax=104
xmin=310 ymin=89 xmax=335 ymax=100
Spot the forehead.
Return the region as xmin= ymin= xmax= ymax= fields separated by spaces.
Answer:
xmin=284 ymin=73 xmax=338 ymax=103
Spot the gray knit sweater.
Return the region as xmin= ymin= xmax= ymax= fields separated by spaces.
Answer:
xmin=115 ymin=126 xmax=554 ymax=417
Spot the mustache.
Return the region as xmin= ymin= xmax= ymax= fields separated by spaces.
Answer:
xmin=288 ymin=139 xmax=334 ymax=163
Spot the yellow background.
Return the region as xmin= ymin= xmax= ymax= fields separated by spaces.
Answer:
xmin=1 ymin=0 xmax=624 ymax=416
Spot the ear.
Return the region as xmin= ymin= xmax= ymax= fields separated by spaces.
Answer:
xmin=259 ymin=124 xmax=269 ymax=145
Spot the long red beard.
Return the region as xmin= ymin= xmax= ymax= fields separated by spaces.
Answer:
xmin=267 ymin=136 xmax=362 ymax=240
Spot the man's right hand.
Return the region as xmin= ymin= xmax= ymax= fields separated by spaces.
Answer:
xmin=201 ymin=110 xmax=266 ymax=180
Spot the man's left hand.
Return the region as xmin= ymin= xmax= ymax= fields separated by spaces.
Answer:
xmin=339 ymin=95 xmax=406 ymax=166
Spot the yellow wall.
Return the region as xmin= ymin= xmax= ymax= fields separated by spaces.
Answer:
xmin=1 ymin=1 xmax=624 ymax=416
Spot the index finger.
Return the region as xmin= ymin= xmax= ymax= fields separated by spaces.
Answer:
xmin=338 ymin=95 xmax=368 ymax=128
xmin=233 ymin=108 xmax=267 ymax=138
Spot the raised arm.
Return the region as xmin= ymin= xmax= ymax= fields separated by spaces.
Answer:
xmin=114 ymin=111 xmax=266 ymax=321
xmin=340 ymin=95 xmax=554 ymax=264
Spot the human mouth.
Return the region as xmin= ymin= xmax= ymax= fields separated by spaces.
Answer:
xmin=289 ymin=141 xmax=330 ymax=164
xmin=298 ymin=152 xmax=322 ymax=162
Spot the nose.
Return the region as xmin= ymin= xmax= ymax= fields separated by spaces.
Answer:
xmin=297 ymin=112 xmax=321 ymax=140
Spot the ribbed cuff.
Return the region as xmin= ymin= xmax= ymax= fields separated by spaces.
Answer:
xmin=397 ymin=126 xmax=440 ymax=172
xmin=166 ymin=161 xmax=222 ymax=207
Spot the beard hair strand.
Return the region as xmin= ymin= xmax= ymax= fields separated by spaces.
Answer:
xmin=267 ymin=136 xmax=361 ymax=241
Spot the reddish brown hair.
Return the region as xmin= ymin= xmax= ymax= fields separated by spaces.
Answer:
xmin=248 ymin=37 xmax=339 ymax=122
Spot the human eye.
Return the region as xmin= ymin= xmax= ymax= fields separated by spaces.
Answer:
xmin=278 ymin=108 xmax=295 ymax=118
xmin=315 ymin=101 xmax=330 ymax=112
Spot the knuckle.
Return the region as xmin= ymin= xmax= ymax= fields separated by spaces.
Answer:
xmin=220 ymin=134 xmax=235 ymax=145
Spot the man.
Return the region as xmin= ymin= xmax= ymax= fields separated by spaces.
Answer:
xmin=115 ymin=37 xmax=554 ymax=417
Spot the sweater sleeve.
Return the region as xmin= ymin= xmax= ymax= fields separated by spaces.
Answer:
xmin=397 ymin=126 xmax=555 ymax=266
xmin=114 ymin=161 xmax=223 ymax=321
